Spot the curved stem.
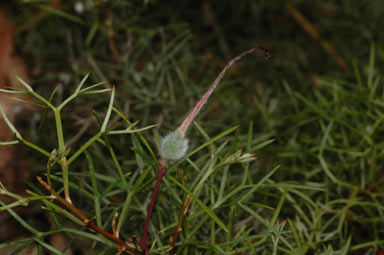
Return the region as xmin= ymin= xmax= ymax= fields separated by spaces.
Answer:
xmin=178 ymin=47 xmax=270 ymax=134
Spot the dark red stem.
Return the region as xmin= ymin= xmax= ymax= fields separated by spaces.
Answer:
xmin=140 ymin=161 xmax=167 ymax=253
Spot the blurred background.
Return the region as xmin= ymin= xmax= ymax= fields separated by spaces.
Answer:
xmin=0 ymin=0 xmax=383 ymax=254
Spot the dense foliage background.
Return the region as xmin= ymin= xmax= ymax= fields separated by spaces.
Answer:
xmin=0 ymin=1 xmax=383 ymax=254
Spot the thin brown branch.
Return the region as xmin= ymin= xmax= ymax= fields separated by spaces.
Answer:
xmin=285 ymin=3 xmax=350 ymax=71
xmin=112 ymin=211 xmax=119 ymax=238
xmin=169 ymin=194 xmax=191 ymax=254
xmin=36 ymin=176 xmax=135 ymax=254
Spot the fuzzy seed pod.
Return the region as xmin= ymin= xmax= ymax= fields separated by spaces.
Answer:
xmin=160 ymin=130 xmax=189 ymax=161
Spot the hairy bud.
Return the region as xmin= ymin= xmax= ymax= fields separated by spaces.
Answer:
xmin=160 ymin=130 xmax=189 ymax=161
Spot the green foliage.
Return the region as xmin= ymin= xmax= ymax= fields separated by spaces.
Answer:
xmin=0 ymin=77 xmax=304 ymax=253
xmin=1 ymin=0 xmax=384 ymax=254
xmin=275 ymin=44 xmax=384 ymax=253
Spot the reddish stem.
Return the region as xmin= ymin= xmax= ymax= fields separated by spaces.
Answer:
xmin=140 ymin=161 xmax=167 ymax=253
xmin=178 ymin=46 xmax=270 ymax=134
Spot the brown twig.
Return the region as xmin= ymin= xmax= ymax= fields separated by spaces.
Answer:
xmin=36 ymin=176 xmax=135 ymax=254
xmin=169 ymin=194 xmax=191 ymax=254
xmin=112 ymin=211 xmax=119 ymax=238
xmin=285 ymin=3 xmax=350 ymax=71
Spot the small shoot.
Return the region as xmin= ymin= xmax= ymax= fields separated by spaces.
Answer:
xmin=101 ymin=86 xmax=115 ymax=132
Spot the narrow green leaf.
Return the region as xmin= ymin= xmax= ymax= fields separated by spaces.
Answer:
xmin=0 ymin=201 xmax=40 ymax=235
xmin=108 ymin=124 xmax=157 ymax=135
xmin=237 ymin=202 xmax=295 ymax=252
xmin=11 ymin=97 xmax=46 ymax=108
xmin=84 ymin=150 xmax=102 ymax=227
xmin=0 ymin=105 xmax=22 ymax=139
xmin=367 ymin=43 xmax=375 ymax=88
xmin=33 ymin=238 xmax=65 ymax=255
xmin=0 ymin=140 xmax=19 ymax=145
xmin=0 ymin=238 xmax=31 ymax=249
xmin=10 ymin=239 xmax=34 ymax=255
xmin=38 ymin=4 xmax=86 ymax=25
xmin=271 ymin=192 xmax=286 ymax=225
xmin=239 ymin=165 xmax=280 ymax=203
xmin=76 ymin=72 xmax=90 ymax=93
xmin=250 ymin=139 xmax=275 ymax=153
xmin=0 ymin=89 xmax=28 ymax=94
xmin=112 ymin=107 xmax=157 ymax=160
xmin=101 ymin=86 xmax=115 ymax=132
xmin=16 ymin=76 xmax=33 ymax=92
xmin=83 ymin=88 xmax=112 ymax=94
xmin=167 ymin=175 xmax=229 ymax=233
xmin=80 ymin=81 xmax=108 ymax=93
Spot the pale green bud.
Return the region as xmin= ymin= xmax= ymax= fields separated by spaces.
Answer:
xmin=160 ymin=130 xmax=189 ymax=161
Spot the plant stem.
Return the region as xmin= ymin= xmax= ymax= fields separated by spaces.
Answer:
xmin=36 ymin=176 xmax=135 ymax=253
xmin=53 ymin=109 xmax=65 ymax=150
xmin=53 ymin=108 xmax=71 ymax=202
xmin=178 ymin=46 xmax=270 ymax=134
xmin=169 ymin=194 xmax=191 ymax=254
xmin=140 ymin=161 xmax=167 ymax=253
